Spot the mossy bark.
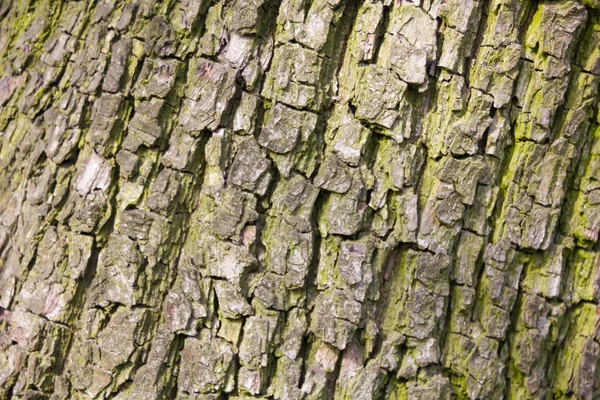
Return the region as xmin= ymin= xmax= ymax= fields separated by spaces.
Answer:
xmin=1 ymin=0 xmax=600 ymax=399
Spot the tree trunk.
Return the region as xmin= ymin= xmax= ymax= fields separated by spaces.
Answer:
xmin=1 ymin=0 xmax=600 ymax=398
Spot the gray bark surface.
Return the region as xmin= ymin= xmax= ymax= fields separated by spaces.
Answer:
xmin=1 ymin=0 xmax=600 ymax=399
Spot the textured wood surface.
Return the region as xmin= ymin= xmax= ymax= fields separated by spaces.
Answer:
xmin=1 ymin=0 xmax=600 ymax=398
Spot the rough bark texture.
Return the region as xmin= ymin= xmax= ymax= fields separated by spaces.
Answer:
xmin=1 ymin=0 xmax=600 ymax=398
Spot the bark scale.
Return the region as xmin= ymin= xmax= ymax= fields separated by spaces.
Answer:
xmin=1 ymin=0 xmax=600 ymax=399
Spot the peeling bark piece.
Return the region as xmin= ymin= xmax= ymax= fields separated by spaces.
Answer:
xmin=263 ymin=218 xmax=314 ymax=289
xmin=337 ymin=238 xmax=375 ymax=287
xmin=259 ymin=102 xmax=318 ymax=154
xmin=516 ymin=1 xmax=587 ymax=142
xmin=87 ymin=93 xmax=124 ymax=154
xmin=309 ymin=288 xmax=362 ymax=350
xmin=43 ymin=89 xmax=86 ymax=163
xmin=228 ymin=138 xmax=273 ymax=196
xmin=319 ymin=178 xmax=367 ymax=237
xmin=298 ymin=0 xmax=341 ymax=51
xmin=328 ymin=105 xmax=371 ymax=167
xmin=134 ymin=57 xmax=181 ymax=99
xmin=179 ymin=332 xmax=235 ymax=395
xmin=123 ymin=98 xmax=169 ymax=151
xmin=352 ymin=65 xmax=410 ymax=142
xmin=278 ymin=308 xmax=307 ymax=360
xmin=199 ymin=233 xmax=257 ymax=284
xmin=179 ymin=58 xmax=237 ymax=133
xmin=382 ymin=191 xmax=419 ymax=244
xmin=16 ymin=227 xmax=93 ymax=323
xmin=379 ymin=4 xmax=437 ymax=85
xmin=239 ymin=311 xmax=281 ymax=368
xmin=437 ymin=0 xmax=483 ymax=74
xmin=0 ymin=75 xmax=22 ymax=106
xmin=233 ymin=93 xmax=259 ymax=135
xmin=229 ymin=0 xmax=265 ymax=34
xmin=269 ymin=354 xmax=304 ymax=399
xmin=206 ymin=187 xmax=258 ymax=240
xmin=214 ymin=280 xmax=253 ymax=318
xmin=436 ymin=156 xmax=491 ymax=205
xmin=454 ymin=230 xmax=485 ymax=286
xmin=3 ymin=311 xmax=71 ymax=394
xmin=164 ymin=290 xmax=195 ymax=334
xmin=96 ymin=307 xmax=151 ymax=372
xmin=162 ymin=127 xmax=203 ymax=171
xmin=262 ymin=42 xmax=328 ymax=110
xmin=88 ymin=233 xmax=142 ymax=307
xmin=446 ymin=89 xmax=493 ymax=156
xmin=314 ymin=154 xmax=354 ymax=194
xmin=253 ymin=272 xmax=291 ymax=310
xmin=470 ymin=44 xmax=521 ymax=109
xmin=270 ymin=174 xmax=319 ymax=233
xmin=102 ymin=37 xmax=132 ymax=93
xmin=74 ymin=150 xmax=113 ymax=196
xmin=354 ymin=1 xmax=384 ymax=62
xmin=238 ymin=309 xmax=281 ymax=394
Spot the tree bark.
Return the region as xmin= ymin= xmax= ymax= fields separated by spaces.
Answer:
xmin=1 ymin=0 xmax=600 ymax=398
